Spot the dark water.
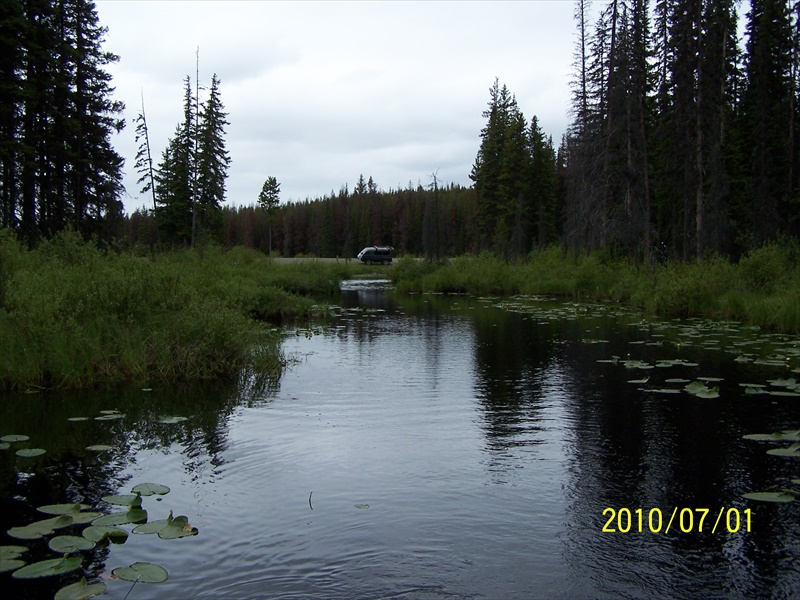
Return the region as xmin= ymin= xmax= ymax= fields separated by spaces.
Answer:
xmin=1 ymin=281 xmax=799 ymax=599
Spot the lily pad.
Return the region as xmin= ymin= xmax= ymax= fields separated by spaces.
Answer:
xmin=85 ymin=444 xmax=113 ymax=452
xmin=12 ymin=556 xmax=82 ymax=579
xmin=158 ymin=514 xmax=198 ymax=539
xmin=67 ymin=417 xmax=90 ymax=422
xmin=38 ymin=503 xmax=90 ymax=515
xmin=94 ymin=414 xmax=125 ymax=421
xmin=354 ymin=504 xmax=370 ymax=509
xmin=767 ymin=444 xmax=800 ymax=457
xmin=743 ymin=430 xmax=800 ymax=442
xmin=54 ymin=577 xmax=107 ymax=600
xmin=91 ymin=509 xmax=147 ymax=526
xmin=102 ymin=494 xmax=143 ymax=507
xmin=628 ymin=377 xmax=650 ymax=384
xmin=81 ymin=525 xmax=128 ymax=544
xmin=131 ymin=483 xmax=170 ymax=496
xmin=16 ymin=448 xmax=46 ymax=458
xmin=7 ymin=515 xmax=73 ymax=540
xmin=48 ymin=535 xmax=95 ymax=553
xmin=742 ymin=491 xmax=795 ymax=503
xmin=0 ymin=434 xmax=29 ymax=443
xmin=0 ymin=558 xmax=26 ymax=573
xmin=0 ymin=545 xmax=27 ymax=573
xmin=0 ymin=442 xmax=9 ymax=450
xmin=112 ymin=561 xmax=168 ymax=583
xmin=157 ymin=416 xmax=188 ymax=424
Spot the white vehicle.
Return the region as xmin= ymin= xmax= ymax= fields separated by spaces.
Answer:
xmin=357 ymin=246 xmax=393 ymax=264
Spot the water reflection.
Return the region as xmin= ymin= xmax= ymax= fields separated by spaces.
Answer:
xmin=0 ymin=283 xmax=797 ymax=598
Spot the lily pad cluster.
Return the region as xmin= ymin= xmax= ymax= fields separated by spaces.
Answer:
xmin=741 ymin=429 xmax=800 ymax=502
xmin=2 ymin=473 xmax=196 ymax=596
xmin=2 ymin=482 xmax=197 ymax=596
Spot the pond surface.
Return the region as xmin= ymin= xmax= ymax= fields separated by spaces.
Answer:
xmin=1 ymin=281 xmax=799 ymax=599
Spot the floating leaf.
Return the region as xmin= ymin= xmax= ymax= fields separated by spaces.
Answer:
xmin=158 ymin=514 xmax=198 ymax=539
xmin=0 ymin=558 xmax=26 ymax=573
xmin=767 ymin=444 xmax=800 ymax=457
xmin=99 ymin=410 xmax=121 ymax=415
xmin=0 ymin=434 xmax=29 ymax=443
xmin=665 ymin=378 xmax=691 ymax=383
xmin=91 ymin=509 xmax=147 ymax=526
xmin=742 ymin=491 xmax=795 ymax=503
xmin=102 ymin=494 xmax=142 ymax=507
xmin=354 ymin=504 xmax=370 ymax=509
xmin=648 ymin=388 xmax=681 ymax=394
xmin=81 ymin=525 xmax=128 ymax=544
xmin=698 ymin=377 xmax=724 ymax=382
xmin=0 ymin=546 xmax=27 ymax=573
xmin=695 ymin=388 xmax=720 ymax=399
xmin=16 ymin=448 xmax=46 ymax=457
xmin=157 ymin=416 xmax=188 ymax=424
xmin=743 ymin=430 xmax=800 ymax=442
xmin=54 ymin=577 xmax=107 ymax=600
xmin=48 ymin=535 xmax=95 ymax=553
xmin=628 ymin=377 xmax=650 ymax=384
xmin=133 ymin=519 xmax=171 ymax=535
xmin=131 ymin=483 xmax=170 ymax=496
xmin=0 ymin=545 xmax=27 ymax=559
xmin=112 ymin=562 xmax=168 ymax=583
xmin=0 ymin=442 xmax=9 ymax=450
xmin=12 ymin=556 xmax=82 ymax=579
xmin=67 ymin=417 xmax=90 ymax=422
xmin=94 ymin=414 xmax=124 ymax=421
xmin=38 ymin=503 xmax=90 ymax=515
xmin=85 ymin=445 xmax=113 ymax=452
xmin=7 ymin=515 xmax=73 ymax=540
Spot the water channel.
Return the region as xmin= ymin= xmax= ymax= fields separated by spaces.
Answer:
xmin=1 ymin=280 xmax=799 ymax=599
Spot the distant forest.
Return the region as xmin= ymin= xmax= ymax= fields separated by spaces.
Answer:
xmin=2 ymin=0 xmax=799 ymax=262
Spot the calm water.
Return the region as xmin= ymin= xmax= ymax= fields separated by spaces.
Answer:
xmin=1 ymin=281 xmax=799 ymax=599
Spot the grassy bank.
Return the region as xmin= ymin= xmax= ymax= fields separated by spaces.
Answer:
xmin=390 ymin=245 xmax=800 ymax=334
xmin=0 ymin=231 xmax=355 ymax=390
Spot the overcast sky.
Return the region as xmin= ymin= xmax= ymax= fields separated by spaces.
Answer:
xmin=95 ymin=1 xmax=596 ymax=214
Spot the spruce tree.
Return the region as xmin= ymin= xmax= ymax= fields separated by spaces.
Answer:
xmin=196 ymin=73 xmax=230 ymax=240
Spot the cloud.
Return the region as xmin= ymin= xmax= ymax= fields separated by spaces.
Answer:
xmin=97 ymin=0 xmax=578 ymax=212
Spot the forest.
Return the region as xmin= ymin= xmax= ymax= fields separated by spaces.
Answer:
xmin=1 ymin=0 xmax=799 ymax=263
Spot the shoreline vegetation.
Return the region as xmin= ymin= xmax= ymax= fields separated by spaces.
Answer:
xmin=0 ymin=231 xmax=354 ymax=391
xmin=1 ymin=231 xmax=798 ymax=391
xmin=389 ymin=245 xmax=800 ymax=335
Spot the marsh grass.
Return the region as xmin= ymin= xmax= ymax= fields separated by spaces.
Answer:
xmin=0 ymin=232 xmax=355 ymax=390
xmin=390 ymin=245 xmax=800 ymax=333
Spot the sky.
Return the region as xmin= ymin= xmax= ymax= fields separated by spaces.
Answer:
xmin=95 ymin=0 xmax=592 ymax=214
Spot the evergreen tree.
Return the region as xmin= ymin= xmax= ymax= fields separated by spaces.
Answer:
xmin=155 ymin=77 xmax=195 ymax=246
xmin=196 ymin=73 xmax=230 ymax=240
xmin=258 ymin=176 xmax=280 ymax=256
xmin=739 ymin=0 xmax=797 ymax=246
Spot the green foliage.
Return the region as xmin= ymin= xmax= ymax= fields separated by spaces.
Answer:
xmin=0 ymin=234 xmax=355 ymax=390
xmin=390 ymin=245 xmax=800 ymax=333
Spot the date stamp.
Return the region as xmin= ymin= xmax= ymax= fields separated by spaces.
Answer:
xmin=602 ymin=507 xmax=752 ymax=534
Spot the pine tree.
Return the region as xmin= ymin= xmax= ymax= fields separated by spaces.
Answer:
xmin=196 ymin=73 xmax=230 ymax=240
xmin=155 ymin=77 xmax=195 ymax=246
xmin=740 ymin=0 xmax=796 ymax=246
xmin=258 ymin=176 xmax=280 ymax=257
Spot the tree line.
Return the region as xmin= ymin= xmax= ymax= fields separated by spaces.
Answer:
xmin=3 ymin=0 xmax=798 ymax=263
xmin=562 ymin=0 xmax=799 ymax=261
xmin=0 ymin=0 xmax=125 ymax=246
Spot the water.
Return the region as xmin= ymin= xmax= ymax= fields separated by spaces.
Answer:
xmin=1 ymin=281 xmax=798 ymax=599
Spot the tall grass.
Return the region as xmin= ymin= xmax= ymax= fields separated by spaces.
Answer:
xmin=390 ymin=244 xmax=800 ymax=333
xmin=0 ymin=231 xmax=355 ymax=390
